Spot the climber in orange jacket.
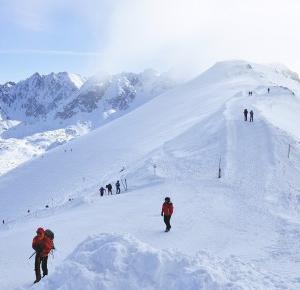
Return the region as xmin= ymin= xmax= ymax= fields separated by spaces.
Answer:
xmin=32 ymin=227 xmax=53 ymax=283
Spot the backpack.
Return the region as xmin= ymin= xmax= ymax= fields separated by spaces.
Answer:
xmin=45 ymin=229 xmax=54 ymax=240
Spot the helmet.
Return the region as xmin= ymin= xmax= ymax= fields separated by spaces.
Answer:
xmin=165 ymin=197 xmax=170 ymax=202
xmin=36 ymin=227 xmax=45 ymax=234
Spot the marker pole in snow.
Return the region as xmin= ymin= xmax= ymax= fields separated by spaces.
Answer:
xmin=218 ymin=156 xmax=222 ymax=178
xmin=153 ymin=164 xmax=157 ymax=176
xmin=288 ymin=144 xmax=291 ymax=159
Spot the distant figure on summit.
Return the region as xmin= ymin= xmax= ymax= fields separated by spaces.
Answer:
xmin=243 ymin=109 xmax=248 ymax=121
xmin=268 ymin=88 xmax=270 ymax=94
xmin=250 ymin=110 xmax=254 ymax=122
xmin=161 ymin=197 xmax=173 ymax=232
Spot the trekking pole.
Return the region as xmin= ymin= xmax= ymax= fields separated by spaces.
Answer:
xmin=29 ymin=251 xmax=36 ymax=259
xmin=50 ymin=249 xmax=55 ymax=259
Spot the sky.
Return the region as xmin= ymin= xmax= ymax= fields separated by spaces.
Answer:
xmin=1 ymin=0 xmax=300 ymax=83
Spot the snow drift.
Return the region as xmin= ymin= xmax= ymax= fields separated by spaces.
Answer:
xmin=21 ymin=233 xmax=294 ymax=290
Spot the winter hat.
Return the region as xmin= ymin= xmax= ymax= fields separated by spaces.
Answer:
xmin=165 ymin=197 xmax=170 ymax=202
xmin=36 ymin=227 xmax=45 ymax=234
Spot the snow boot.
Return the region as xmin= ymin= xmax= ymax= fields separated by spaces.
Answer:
xmin=33 ymin=278 xmax=41 ymax=284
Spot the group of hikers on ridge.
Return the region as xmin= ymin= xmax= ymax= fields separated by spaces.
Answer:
xmin=30 ymin=196 xmax=173 ymax=283
xmin=249 ymin=87 xmax=270 ymax=96
xmin=99 ymin=180 xmax=121 ymax=196
xmin=243 ymin=109 xmax=254 ymax=122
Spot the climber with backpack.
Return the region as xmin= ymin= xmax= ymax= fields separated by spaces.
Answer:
xmin=31 ymin=228 xmax=55 ymax=283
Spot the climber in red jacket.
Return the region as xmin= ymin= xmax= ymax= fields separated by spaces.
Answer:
xmin=32 ymin=227 xmax=53 ymax=283
xmin=161 ymin=197 xmax=173 ymax=232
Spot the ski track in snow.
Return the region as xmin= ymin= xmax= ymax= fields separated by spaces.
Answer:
xmin=224 ymin=94 xmax=300 ymax=278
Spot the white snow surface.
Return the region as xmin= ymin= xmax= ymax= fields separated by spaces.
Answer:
xmin=1 ymin=60 xmax=300 ymax=289
xmin=16 ymin=233 xmax=295 ymax=290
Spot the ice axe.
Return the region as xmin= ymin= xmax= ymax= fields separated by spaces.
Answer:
xmin=28 ymin=251 xmax=36 ymax=259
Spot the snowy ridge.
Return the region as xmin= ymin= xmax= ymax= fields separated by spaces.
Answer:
xmin=1 ymin=60 xmax=300 ymax=289
xmin=17 ymin=233 xmax=295 ymax=290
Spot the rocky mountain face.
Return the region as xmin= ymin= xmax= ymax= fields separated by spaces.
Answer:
xmin=55 ymin=69 xmax=177 ymax=120
xmin=0 ymin=69 xmax=177 ymax=124
xmin=0 ymin=72 xmax=84 ymax=121
xmin=0 ymin=69 xmax=179 ymax=176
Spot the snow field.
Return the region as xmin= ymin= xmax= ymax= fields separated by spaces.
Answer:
xmin=1 ymin=60 xmax=300 ymax=289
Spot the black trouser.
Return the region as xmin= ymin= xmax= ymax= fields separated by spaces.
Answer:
xmin=250 ymin=115 xmax=253 ymax=122
xmin=244 ymin=114 xmax=247 ymax=121
xmin=116 ymin=187 xmax=120 ymax=194
xmin=41 ymin=256 xmax=48 ymax=276
xmin=35 ymin=255 xmax=48 ymax=281
xmin=163 ymin=215 xmax=171 ymax=230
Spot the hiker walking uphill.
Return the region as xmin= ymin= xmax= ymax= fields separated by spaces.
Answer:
xmin=99 ymin=186 xmax=106 ymax=196
xmin=116 ymin=180 xmax=121 ymax=194
xmin=32 ymin=228 xmax=54 ymax=284
xmin=250 ymin=110 xmax=254 ymax=122
xmin=106 ymin=183 xmax=113 ymax=195
xmin=243 ymin=109 xmax=248 ymax=121
xmin=161 ymin=197 xmax=174 ymax=232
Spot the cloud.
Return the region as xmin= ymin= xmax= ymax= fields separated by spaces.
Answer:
xmin=94 ymin=0 xmax=300 ymax=77
xmin=0 ymin=49 xmax=102 ymax=56
xmin=2 ymin=0 xmax=300 ymax=79
xmin=2 ymin=0 xmax=111 ymax=32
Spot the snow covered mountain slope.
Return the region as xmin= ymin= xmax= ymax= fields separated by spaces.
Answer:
xmin=1 ymin=69 xmax=177 ymax=134
xmin=0 ymin=70 xmax=177 ymax=176
xmin=1 ymin=60 xmax=300 ymax=289
xmin=55 ymin=69 xmax=177 ymax=124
